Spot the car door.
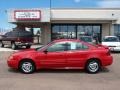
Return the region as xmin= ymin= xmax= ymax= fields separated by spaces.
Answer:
xmin=40 ymin=42 xmax=67 ymax=68
xmin=66 ymin=41 xmax=90 ymax=67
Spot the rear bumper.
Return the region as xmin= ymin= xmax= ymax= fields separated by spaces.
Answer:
xmin=102 ymin=56 xmax=113 ymax=66
xmin=15 ymin=42 xmax=32 ymax=46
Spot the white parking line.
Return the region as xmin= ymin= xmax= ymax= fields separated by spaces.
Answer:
xmin=0 ymin=48 xmax=16 ymax=51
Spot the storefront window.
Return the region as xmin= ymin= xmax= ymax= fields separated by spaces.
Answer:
xmin=52 ymin=24 xmax=101 ymax=42
xmin=67 ymin=25 xmax=76 ymax=39
xmin=77 ymin=26 xmax=85 ymax=38
xmin=93 ymin=26 xmax=101 ymax=42
xmin=60 ymin=25 xmax=68 ymax=39
xmin=52 ymin=25 xmax=60 ymax=40
xmin=77 ymin=25 xmax=101 ymax=43
xmin=84 ymin=26 xmax=93 ymax=36
xmin=52 ymin=25 xmax=76 ymax=40
xmin=114 ymin=24 xmax=120 ymax=40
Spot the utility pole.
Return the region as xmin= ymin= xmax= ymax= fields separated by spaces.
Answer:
xmin=50 ymin=0 xmax=52 ymax=9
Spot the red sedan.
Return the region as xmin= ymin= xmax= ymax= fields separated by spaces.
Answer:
xmin=7 ymin=39 xmax=113 ymax=74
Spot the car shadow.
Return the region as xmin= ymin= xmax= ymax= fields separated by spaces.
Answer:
xmin=35 ymin=69 xmax=85 ymax=74
xmin=99 ymin=67 xmax=110 ymax=73
xmin=8 ymin=68 xmax=111 ymax=74
xmin=8 ymin=67 xmax=111 ymax=74
xmin=111 ymin=51 xmax=120 ymax=54
xmin=8 ymin=68 xmax=20 ymax=73
xmin=35 ymin=68 xmax=111 ymax=74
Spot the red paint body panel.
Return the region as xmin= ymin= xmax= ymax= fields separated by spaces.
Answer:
xmin=7 ymin=39 xmax=113 ymax=70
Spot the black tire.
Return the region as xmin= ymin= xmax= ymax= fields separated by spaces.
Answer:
xmin=26 ymin=45 xmax=31 ymax=49
xmin=19 ymin=60 xmax=36 ymax=74
xmin=0 ymin=41 xmax=4 ymax=47
xmin=85 ymin=59 xmax=100 ymax=74
xmin=11 ymin=43 xmax=17 ymax=50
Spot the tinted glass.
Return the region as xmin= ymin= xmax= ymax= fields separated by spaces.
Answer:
xmin=67 ymin=42 xmax=88 ymax=50
xmin=18 ymin=31 xmax=32 ymax=37
xmin=47 ymin=42 xmax=66 ymax=52
xmin=103 ymin=37 xmax=119 ymax=42
xmin=80 ymin=37 xmax=92 ymax=42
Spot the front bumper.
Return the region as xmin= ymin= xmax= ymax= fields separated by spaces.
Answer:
xmin=7 ymin=59 xmax=19 ymax=69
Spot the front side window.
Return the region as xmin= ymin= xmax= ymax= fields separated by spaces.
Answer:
xmin=67 ymin=42 xmax=89 ymax=50
xmin=47 ymin=42 xmax=67 ymax=52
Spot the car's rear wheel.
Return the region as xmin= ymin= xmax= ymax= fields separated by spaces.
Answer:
xmin=19 ymin=60 xmax=35 ymax=74
xmin=0 ymin=41 xmax=4 ymax=47
xmin=11 ymin=43 xmax=17 ymax=50
xmin=85 ymin=59 xmax=100 ymax=74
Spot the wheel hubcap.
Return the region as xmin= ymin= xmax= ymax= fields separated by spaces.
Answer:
xmin=88 ymin=61 xmax=99 ymax=72
xmin=22 ymin=62 xmax=33 ymax=73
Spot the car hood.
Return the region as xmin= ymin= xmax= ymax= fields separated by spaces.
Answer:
xmin=102 ymin=42 xmax=120 ymax=46
xmin=12 ymin=48 xmax=37 ymax=56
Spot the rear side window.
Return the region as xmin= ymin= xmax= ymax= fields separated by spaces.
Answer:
xmin=18 ymin=31 xmax=33 ymax=37
xmin=67 ymin=42 xmax=89 ymax=50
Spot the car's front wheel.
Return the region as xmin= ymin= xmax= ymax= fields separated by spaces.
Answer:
xmin=19 ymin=60 xmax=36 ymax=74
xmin=85 ymin=59 xmax=100 ymax=74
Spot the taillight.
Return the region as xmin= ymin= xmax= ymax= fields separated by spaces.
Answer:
xmin=106 ymin=50 xmax=111 ymax=55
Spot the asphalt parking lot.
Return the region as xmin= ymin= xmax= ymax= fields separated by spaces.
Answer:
xmin=0 ymin=47 xmax=120 ymax=90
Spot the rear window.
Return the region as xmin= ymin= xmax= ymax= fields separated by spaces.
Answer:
xmin=103 ymin=37 xmax=119 ymax=42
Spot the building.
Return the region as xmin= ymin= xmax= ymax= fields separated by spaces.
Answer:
xmin=8 ymin=8 xmax=120 ymax=44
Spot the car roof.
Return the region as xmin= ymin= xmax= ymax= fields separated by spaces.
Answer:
xmin=53 ymin=39 xmax=81 ymax=43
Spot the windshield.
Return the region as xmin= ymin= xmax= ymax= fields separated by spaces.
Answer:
xmin=103 ymin=37 xmax=119 ymax=42
xmin=80 ymin=37 xmax=92 ymax=42
xmin=35 ymin=42 xmax=52 ymax=51
xmin=35 ymin=45 xmax=44 ymax=51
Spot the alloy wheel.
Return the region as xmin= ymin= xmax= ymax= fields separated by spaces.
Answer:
xmin=86 ymin=60 xmax=100 ymax=74
xmin=20 ymin=61 xmax=35 ymax=74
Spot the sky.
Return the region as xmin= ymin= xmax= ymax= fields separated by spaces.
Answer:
xmin=0 ymin=0 xmax=120 ymax=30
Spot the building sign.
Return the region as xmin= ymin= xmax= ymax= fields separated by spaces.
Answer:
xmin=14 ymin=10 xmax=41 ymax=20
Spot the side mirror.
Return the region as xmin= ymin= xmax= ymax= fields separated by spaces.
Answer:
xmin=43 ymin=50 xmax=48 ymax=54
